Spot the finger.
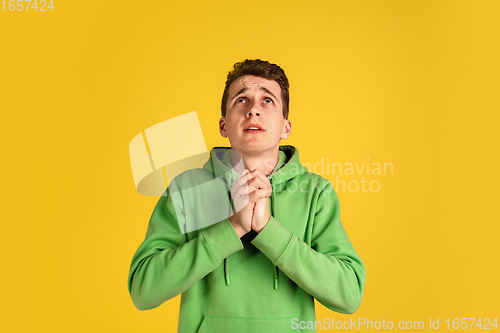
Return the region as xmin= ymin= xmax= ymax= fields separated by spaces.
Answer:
xmin=234 ymin=169 xmax=249 ymax=183
xmin=233 ymin=184 xmax=258 ymax=199
xmin=231 ymin=170 xmax=249 ymax=196
xmin=247 ymin=175 xmax=271 ymax=191
xmin=248 ymin=189 xmax=272 ymax=203
xmin=232 ymin=171 xmax=256 ymax=193
xmin=232 ymin=185 xmax=258 ymax=212
xmin=246 ymin=177 xmax=264 ymax=190
xmin=231 ymin=177 xmax=256 ymax=198
xmin=249 ymin=169 xmax=272 ymax=188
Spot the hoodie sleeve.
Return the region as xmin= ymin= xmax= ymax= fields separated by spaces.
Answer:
xmin=127 ymin=185 xmax=243 ymax=311
xmin=251 ymin=181 xmax=365 ymax=314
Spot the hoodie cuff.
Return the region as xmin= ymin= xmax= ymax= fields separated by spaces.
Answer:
xmin=202 ymin=218 xmax=244 ymax=264
xmin=251 ymin=217 xmax=294 ymax=263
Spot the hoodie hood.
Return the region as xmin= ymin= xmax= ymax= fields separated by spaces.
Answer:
xmin=202 ymin=145 xmax=308 ymax=290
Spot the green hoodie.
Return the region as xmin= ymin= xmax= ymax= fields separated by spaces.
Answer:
xmin=128 ymin=145 xmax=365 ymax=333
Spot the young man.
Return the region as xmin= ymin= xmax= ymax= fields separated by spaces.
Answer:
xmin=128 ymin=59 xmax=365 ymax=333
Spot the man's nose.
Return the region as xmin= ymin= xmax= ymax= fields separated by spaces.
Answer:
xmin=247 ymin=101 xmax=261 ymax=117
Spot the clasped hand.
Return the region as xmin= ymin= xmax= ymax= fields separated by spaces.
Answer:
xmin=229 ymin=169 xmax=272 ymax=238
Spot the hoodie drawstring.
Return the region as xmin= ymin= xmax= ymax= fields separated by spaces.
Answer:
xmin=210 ymin=153 xmax=233 ymax=287
xmin=269 ymin=176 xmax=279 ymax=290
xmin=224 ymin=179 xmax=233 ymax=286
xmin=224 ymin=258 xmax=230 ymax=286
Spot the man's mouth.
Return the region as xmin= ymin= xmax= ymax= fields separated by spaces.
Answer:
xmin=243 ymin=124 xmax=264 ymax=131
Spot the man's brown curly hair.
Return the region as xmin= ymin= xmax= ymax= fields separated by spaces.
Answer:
xmin=221 ymin=59 xmax=290 ymax=119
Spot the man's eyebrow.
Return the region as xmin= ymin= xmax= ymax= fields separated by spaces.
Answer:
xmin=230 ymin=87 xmax=248 ymax=101
xmin=261 ymin=87 xmax=278 ymax=101
xmin=229 ymin=86 xmax=279 ymax=102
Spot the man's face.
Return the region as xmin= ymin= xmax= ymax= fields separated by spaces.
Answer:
xmin=219 ymin=75 xmax=291 ymax=156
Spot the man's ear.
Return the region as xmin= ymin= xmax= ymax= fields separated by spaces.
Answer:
xmin=219 ymin=118 xmax=228 ymax=138
xmin=280 ymin=119 xmax=292 ymax=140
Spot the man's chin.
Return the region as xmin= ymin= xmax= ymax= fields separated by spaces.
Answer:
xmin=232 ymin=143 xmax=278 ymax=155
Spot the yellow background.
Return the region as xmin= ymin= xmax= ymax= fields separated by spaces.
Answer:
xmin=1 ymin=0 xmax=499 ymax=332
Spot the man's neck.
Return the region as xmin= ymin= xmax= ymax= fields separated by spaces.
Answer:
xmin=230 ymin=148 xmax=280 ymax=176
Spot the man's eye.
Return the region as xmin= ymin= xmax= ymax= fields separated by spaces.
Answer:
xmin=236 ymin=98 xmax=245 ymax=103
xmin=264 ymin=98 xmax=273 ymax=104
